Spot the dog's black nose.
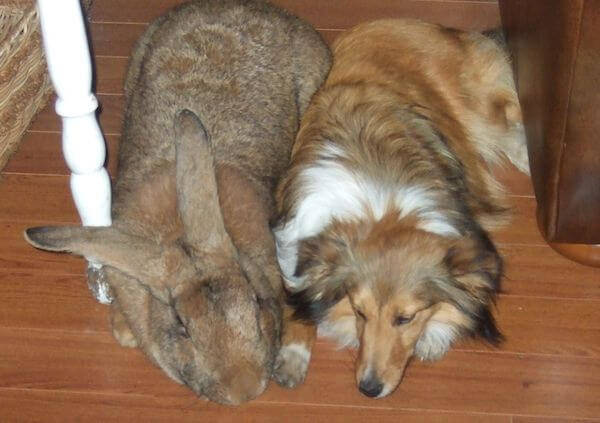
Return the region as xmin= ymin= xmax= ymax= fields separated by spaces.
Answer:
xmin=358 ymin=377 xmax=383 ymax=397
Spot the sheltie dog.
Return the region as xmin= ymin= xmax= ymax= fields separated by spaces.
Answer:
xmin=271 ymin=19 xmax=529 ymax=398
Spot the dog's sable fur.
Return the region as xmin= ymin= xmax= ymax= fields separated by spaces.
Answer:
xmin=273 ymin=19 xmax=528 ymax=397
xmin=24 ymin=0 xmax=331 ymax=405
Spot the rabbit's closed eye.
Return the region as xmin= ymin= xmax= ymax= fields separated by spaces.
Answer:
xmin=201 ymin=281 xmax=220 ymax=303
xmin=174 ymin=311 xmax=190 ymax=338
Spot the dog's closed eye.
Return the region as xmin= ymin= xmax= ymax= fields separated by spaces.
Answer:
xmin=355 ymin=309 xmax=367 ymax=321
xmin=393 ymin=315 xmax=414 ymax=326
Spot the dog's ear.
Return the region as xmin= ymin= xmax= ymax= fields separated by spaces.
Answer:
xmin=288 ymin=232 xmax=353 ymax=323
xmin=443 ymin=231 xmax=504 ymax=345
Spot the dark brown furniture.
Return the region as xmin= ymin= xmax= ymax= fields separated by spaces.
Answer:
xmin=500 ymin=0 xmax=600 ymax=266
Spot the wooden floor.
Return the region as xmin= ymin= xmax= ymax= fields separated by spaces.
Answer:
xmin=2 ymin=0 xmax=600 ymax=421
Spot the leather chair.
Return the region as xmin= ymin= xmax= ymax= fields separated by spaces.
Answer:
xmin=499 ymin=0 xmax=600 ymax=266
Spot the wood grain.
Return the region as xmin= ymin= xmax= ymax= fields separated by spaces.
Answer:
xmin=89 ymin=22 xmax=345 ymax=58
xmin=0 ymin=272 xmax=108 ymax=333
xmin=1 ymin=0 xmax=598 ymax=421
xmin=91 ymin=0 xmax=501 ymax=31
xmin=500 ymin=244 xmax=600 ymax=299
xmin=0 ymin=172 xmax=544 ymax=246
xmin=493 ymin=164 xmax=535 ymax=197
xmin=0 ymin=221 xmax=85 ymax=275
xmin=94 ymin=56 xmax=128 ymax=95
xmin=269 ymin=343 xmax=600 ymax=419
xmin=90 ymin=22 xmax=146 ymax=57
xmin=466 ymin=296 xmax=600 ymax=358
xmin=494 ymin=197 xmax=546 ymax=246
xmin=3 ymin=268 xmax=599 ymax=359
xmin=513 ymin=417 xmax=600 ymax=423
xmin=0 ymin=175 xmax=79 ymax=224
xmin=3 ymin=131 xmax=119 ymax=176
xmin=29 ymin=94 xmax=124 ymax=135
xmin=0 ymin=329 xmax=598 ymax=419
xmin=0 ymin=389 xmax=512 ymax=423
xmin=10 ymin=114 xmax=531 ymax=199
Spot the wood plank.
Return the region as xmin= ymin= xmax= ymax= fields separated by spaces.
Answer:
xmin=11 ymin=63 xmax=528 ymax=192
xmin=513 ymin=417 xmax=600 ymax=423
xmin=3 ymin=131 xmax=119 ymax=176
xmin=95 ymin=56 xmax=128 ymax=95
xmin=493 ymin=164 xmax=534 ymax=197
xmin=273 ymin=0 xmax=501 ymax=31
xmin=90 ymin=22 xmax=146 ymax=57
xmin=0 ymin=389 xmax=511 ymax=423
xmin=91 ymin=0 xmax=501 ymax=31
xmin=7 ymin=0 xmax=599 ymax=421
xmin=29 ymin=94 xmax=124 ymax=134
xmin=1 ymin=329 xmax=598 ymax=419
xmin=1 ymin=175 xmax=535 ymax=248
xmin=0 ymin=328 xmax=186 ymax=397
xmin=494 ymin=197 xmax=545 ymax=246
xmin=0 ymin=174 xmax=556 ymax=299
xmin=464 ymin=296 xmax=600 ymax=358
xmin=276 ymin=345 xmax=600 ymax=419
xmin=5 ymin=130 xmax=531 ymax=201
xmin=90 ymin=0 xmax=184 ymax=23
xmin=0 ymin=272 xmax=108 ymax=333
xmin=0 ymin=222 xmax=85 ymax=275
xmin=0 ymin=174 xmax=79 ymax=224
xmin=0 ymin=175 xmax=565 ymax=298
xmin=0 ymin=176 xmax=542 ymax=246
xmin=500 ymin=244 xmax=600 ymax=300
xmin=90 ymin=22 xmax=345 ymax=58
xmin=3 ymin=266 xmax=599 ymax=359
xmin=318 ymin=28 xmax=345 ymax=46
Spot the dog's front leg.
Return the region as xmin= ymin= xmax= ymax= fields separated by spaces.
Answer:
xmin=273 ymin=303 xmax=316 ymax=388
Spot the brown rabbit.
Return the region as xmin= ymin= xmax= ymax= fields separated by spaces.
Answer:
xmin=24 ymin=0 xmax=331 ymax=405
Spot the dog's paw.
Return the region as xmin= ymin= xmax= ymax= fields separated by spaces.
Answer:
xmin=273 ymin=343 xmax=311 ymax=388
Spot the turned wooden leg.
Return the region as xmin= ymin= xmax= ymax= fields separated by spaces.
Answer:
xmin=37 ymin=0 xmax=113 ymax=303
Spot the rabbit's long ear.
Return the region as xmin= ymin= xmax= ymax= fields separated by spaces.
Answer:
xmin=24 ymin=226 xmax=193 ymax=303
xmin=174 ymin=110 xmax=237 ymax=259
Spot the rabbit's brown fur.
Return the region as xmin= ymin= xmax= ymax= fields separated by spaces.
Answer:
xmin=24 ymin=0 xmax=331 ymax=405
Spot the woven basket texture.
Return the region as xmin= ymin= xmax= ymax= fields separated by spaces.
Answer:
xmin=0 ymin=0 xmax=53 ymax=170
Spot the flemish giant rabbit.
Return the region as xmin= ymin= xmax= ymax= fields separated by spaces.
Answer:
xmin=24 ymin=0 xmax=331 ymax=405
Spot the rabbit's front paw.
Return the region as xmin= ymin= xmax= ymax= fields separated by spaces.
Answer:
xmin=112 ymin=323 xmax=138 ymax=348
xmin=110 ymin=306 xmax=138 ymax=348
xmin=273 ymin=343 xmax=311 ymax=388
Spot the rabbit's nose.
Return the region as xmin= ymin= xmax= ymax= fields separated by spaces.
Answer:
xmin=223 ymin=365 xmax=269 ymax=405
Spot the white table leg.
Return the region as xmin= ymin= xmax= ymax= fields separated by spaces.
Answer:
xmin=37 ymin=0 xmax=113 ymax=304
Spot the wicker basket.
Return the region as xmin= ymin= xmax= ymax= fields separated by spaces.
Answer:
xmin=0 ymin=0 xmax=53 ymax=170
